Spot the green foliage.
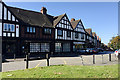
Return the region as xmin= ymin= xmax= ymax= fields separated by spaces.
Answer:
xmin=108 ymin=36 xmax=120 ymax=50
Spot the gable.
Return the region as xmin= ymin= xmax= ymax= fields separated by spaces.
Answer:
xmin=3 ymin=4 xmax=18 ymax=22
xmin=75 ymin=21 xmax=86 ymax=33
xmin=56 ymin=15 xmax=73 ymax=30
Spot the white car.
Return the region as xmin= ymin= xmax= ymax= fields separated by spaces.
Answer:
xmin=114 ymin=49 xmax=120 ymax=57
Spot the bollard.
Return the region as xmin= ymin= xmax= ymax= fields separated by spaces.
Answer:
xmin=46 ymin=53 xmax=50 ymax=66
xmin=26 ymin=53 xmax=30 ymax=69
xmin=102 ymin=55 xmax=104 ymax=64
xmin=93 ymin=54 xmax=95 ymax=64
xmin=109 ymin=54 xmax=111 ymax=61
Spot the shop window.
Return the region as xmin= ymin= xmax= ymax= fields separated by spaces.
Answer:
xmin=55 ymin=43 xmax=62 ymax=52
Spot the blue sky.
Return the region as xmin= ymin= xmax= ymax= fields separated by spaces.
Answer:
xmin=5 ymin=2 xmax=118 ymax=45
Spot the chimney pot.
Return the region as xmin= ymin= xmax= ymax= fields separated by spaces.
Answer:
xmin=41 ymin=7 xmax=47 ymax=14
xmin=71 ymin=18 xmax=75 ymax=22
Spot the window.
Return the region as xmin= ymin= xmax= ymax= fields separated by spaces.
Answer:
xmin=30 ymin=43 xmax=40 ymax=53
xmin=44 ymin=28 xmax=52 ymax=34
xmin=30 ymin=43 xmax=50 ymax=53
xmin=11 ymin=25 xmax=15 ymax=32
xmin=3 ymin=23 xmax=15 ymax=32
xmin=57 ymin=29 xmax=63 ymax=36
xmin=30 ymin=27 xmax=32 ymax=33
xmin=63 ymin=43 xmax=70 ymax=52
xmin=27 ymin=27 xmax=36 ymax=33
xmin=81 ymin=33 xmax=84 ymax=39
xmin=75 ymin=32 xmax=78 ymax=38
xmin=67 ymin=31 xmax=71 ymax=37
xmin=55 ymin=43 xmax=62 ymax=52
xmin=41 ymin=43 xmax=50 ymax=52
xmin=27 ymin=27 xmax=29 ymax=32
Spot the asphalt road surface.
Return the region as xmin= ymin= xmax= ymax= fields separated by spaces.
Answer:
xmin=2 ymin=51 xmax=118 ymax=72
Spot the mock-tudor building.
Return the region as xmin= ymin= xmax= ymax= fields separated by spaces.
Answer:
xmin=54 ymin=14 xmax=73 ymax=54
xmin=0 ymin=1 xmax=102 ymax=59
xmin=70 ymin=18 xmax=86 ymax=51
xmin=85 ymin=28 xmax=94 ymax=48
xmin=92 ymin=32 xmax=98 ymax=48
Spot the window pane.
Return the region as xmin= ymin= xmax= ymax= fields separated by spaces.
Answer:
xmin=11 ymin=25 xmax=15 ymax=32
xmin=4 ymin=24 xmax=7 ymax=31
xmin=8 ymin=24 xmax=10 ymax=31
xmin=30 ymin=27 xmax=32 ymax=32
xmin=41 ymin=43 xmax=49 ymax=52
xmin=27 ymin=27 xmax=29 ymax=32
xmin=33 ymin=27 xmax=35 ymax=33
xmin=55 ymin=43 xmax=62 ymax=52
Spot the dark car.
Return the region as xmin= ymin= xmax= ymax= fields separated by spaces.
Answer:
xmin=77 ymin=48 xmax=86 ymax=54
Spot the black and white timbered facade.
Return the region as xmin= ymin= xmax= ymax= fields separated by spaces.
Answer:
xmin=0 ymin=1 xmax=102 ymax=59
xmin=71 ymin=18 xmax=86 ymax=51
xmin=0 ymin=1 xmax=21 ymax=58
xmin=54 ymin=14 xmax=73 ymax=53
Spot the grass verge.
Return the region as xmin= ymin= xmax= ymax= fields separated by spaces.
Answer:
xmin=2 ymin=64 xmax=118 ymax=78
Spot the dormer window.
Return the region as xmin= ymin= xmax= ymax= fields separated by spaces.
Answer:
xmin=27 ymin=27 xmax=36 ymax=33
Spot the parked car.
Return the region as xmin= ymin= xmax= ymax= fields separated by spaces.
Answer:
xmin=97 ymin=48 xmax=104 ymax=52
xmin=114 ymin=49 xmax=120 ymax=58
xmin=92 ymin=48 xmax=99 ymax=53
xmin=77 ymin=48 xmax=86 ymax=54
xmin=86 ymin=48 xmax=93 ymax=54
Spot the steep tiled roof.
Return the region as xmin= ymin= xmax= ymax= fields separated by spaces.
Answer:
xmin=8 ymin=6 xmax=55 ymax=27
xmin=85 ymin=28 xmax=92 ymax=35
xmin=8 ymin=6 xmax=68 ymax=28
xmin=53 ymin=14 xmax=65 ymax=27
xmin=92 ymin=32 xmax=97 ymax=37
xmin=97 ymin=36 xmax=99 ymax=40
xmin=71 ymin=19 xmax=80 ymax=29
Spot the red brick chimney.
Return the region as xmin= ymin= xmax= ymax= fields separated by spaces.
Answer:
xmin=71 ymin=18 xmax=75 ymax=22
xmin=41 ymin=7 xmax=47 ymax=14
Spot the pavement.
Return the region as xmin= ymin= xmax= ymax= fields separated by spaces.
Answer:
xmin=2 ymin=51 xmax=118 ymax=72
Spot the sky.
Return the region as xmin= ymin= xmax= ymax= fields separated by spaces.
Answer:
xmin=5 ymin=2 xmax=118 ymax=45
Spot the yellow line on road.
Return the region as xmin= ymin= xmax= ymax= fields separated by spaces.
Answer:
xmin=63 ymin=60 xmax=67 ymax=64
xmin=35 ymin=62 xmax=42 ymax=68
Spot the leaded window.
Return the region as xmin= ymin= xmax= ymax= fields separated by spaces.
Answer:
xmin=57 ymin=29 xmax=63 ymax=36
xmin=67 ymin=31 xmax=71 ymax=37
xmin=75 ymin=32 xmax=78 ymax=38
xmin=55 ymin=43 xmax=62 ymax=52
xmin=81 ymin=33 xmax=84 ymax=39
xmin=27 ymin=27 xmax=36 ymax=33
xmin=3 ymin=23 xmax=15 ymax=32
xmin=44 ymin=28 xmax=52 ymax=34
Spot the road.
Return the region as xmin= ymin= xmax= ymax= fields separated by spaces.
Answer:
xmin=2 ymin=51 xmax=118 ymax=72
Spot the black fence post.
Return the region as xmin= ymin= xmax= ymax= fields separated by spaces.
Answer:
xmin=93 ymin=54 xmax=95 ymax=64
xmin=109 ymin=54 xmax=111 ymax=61
xmin=46 ymin=53 xmax=50 ymax=66
xmin=26 ymin=53 xmax=30 ymax=69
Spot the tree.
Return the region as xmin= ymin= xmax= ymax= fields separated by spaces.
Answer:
xmin=108 ymin=36 xmax=120 ymax=50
